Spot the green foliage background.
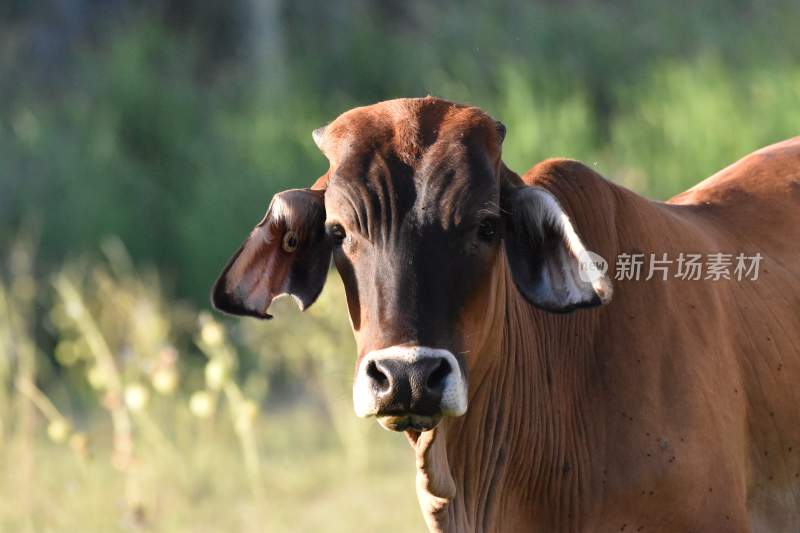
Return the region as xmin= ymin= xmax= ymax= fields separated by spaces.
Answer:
xmin=0 ymin=1 xmax=798 ymax=531
xmin=2 ymin=0 xmax=799 ymax=303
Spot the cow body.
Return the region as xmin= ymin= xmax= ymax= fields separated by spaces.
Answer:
xmin=418 ymin=140 xmax=800 ymax=532
xmin=213 ymin=97 xmax=800 ymax=532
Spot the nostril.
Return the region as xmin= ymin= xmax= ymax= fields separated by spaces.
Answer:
xmin=366 ymin=360 xmax=390 ymax=391
xmin=426 ymin=358 xmax=452 ymax=391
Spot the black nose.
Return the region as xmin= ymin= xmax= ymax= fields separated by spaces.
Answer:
xmin=366 ymin=357 xmax=452 ymax=416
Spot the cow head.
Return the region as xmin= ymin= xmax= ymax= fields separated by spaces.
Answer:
xmin=212 ymin=97 xmax=612 ymax=433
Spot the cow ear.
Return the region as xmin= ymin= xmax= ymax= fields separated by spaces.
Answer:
xmin=212 ymin=189 xmax=332 ymax=319
xmin=503 ymin=186 xmax=612 ymax=313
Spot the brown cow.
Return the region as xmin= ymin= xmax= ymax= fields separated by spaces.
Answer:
xmin=213 ymin=97 xmax=800 ymax=532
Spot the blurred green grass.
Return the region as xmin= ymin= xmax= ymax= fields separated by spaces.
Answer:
xmin=0 ymin=241 xmax=421 ymax=532
xmin=1 ymin=408 xmax=420 ymax=533
xmin=1 ymin=2 xmax=799 ymax=531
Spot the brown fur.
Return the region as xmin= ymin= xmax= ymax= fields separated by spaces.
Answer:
xmin=415 ymin=139 xmax=800 ymax=532
xmin=215 ymin=97 xmax=800 ymax=532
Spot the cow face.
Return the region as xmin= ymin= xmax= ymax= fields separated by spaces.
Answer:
xmin=213 ymin=97 xmax=612 ymax=433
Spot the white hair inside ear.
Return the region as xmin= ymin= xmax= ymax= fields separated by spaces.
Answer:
xmin=509 ymin=187 xmax=613 ymax=311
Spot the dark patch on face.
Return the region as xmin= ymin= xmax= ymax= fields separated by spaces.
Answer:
xmin=324 ymin=116 xmax=502 ymax=362
xmin=335 ymin=251 xmax=361 ymax=331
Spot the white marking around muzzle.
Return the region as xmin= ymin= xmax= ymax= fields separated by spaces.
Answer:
xmin=353 ymin=345 xmax=468 ymax=418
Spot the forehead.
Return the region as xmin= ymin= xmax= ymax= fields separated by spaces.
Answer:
xmin=321 ymin=98 xmax=503 ymax=225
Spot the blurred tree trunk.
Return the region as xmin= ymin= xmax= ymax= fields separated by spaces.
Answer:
xmin=246 ymin=0 xmax=286 ymax=88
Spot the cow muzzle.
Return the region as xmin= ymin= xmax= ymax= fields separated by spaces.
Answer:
xmin=353 ymin=346 xmax=467 ymax=432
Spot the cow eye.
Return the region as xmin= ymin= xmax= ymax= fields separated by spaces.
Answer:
xmin=477 ymin=218 xmax=498 ymax=241
xmin=327 ymin=224 xmax=346 ymax=244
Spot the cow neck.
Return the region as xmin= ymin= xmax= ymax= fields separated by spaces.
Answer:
xmin=413 ymin=259 xmax=603 ymax=532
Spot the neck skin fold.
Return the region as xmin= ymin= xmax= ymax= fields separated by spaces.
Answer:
xmin=413 ymin=252 xmax=606 ymax=533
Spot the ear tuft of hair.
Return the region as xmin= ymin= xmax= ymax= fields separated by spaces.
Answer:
xmin=312 ymin=126 xmax=327 ymax=149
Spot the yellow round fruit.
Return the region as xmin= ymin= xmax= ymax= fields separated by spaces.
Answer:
xmin=151 ymin=368 xmax=178 ymax=395
xmin=189 ymin=391 xmax=215 ymax=418
xmin=86 ymin=365 xmax=108 ymax=390
xmin=204 ymin=359 xmax=229 ymax=391
xmin=124 ymin=383 xmax=149 ymax=412
xmin=200 ymin=321 xmax=224 ymax=347
xmin=47 ymin=418 xmax=72 ymax=443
